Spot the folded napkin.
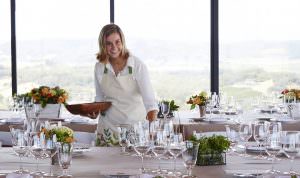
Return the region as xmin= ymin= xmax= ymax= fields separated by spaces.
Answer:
xmin=99 ymin=168 xmax=141 ymax=176
xmin=6 ymin=173 xmax=33 ymax=178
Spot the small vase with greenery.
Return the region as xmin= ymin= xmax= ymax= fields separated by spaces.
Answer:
xmin=189 ymin=134 xmax=230 ymax=166
xmin=157 ymin=99 xmax=180 ymax=118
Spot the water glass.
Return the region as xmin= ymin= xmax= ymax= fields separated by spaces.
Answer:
xmin=58 ymin=143 xmax=73 ymax=178
xmin=182 ymin=141 xmax=199 ymax=178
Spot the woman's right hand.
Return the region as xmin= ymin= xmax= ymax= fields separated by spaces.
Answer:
xmin=146 ymin=110 xmax=157 ymax=122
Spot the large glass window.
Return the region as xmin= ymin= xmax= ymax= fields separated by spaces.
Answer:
xmin=116 ymin=0 xmax=210 ymax=109
xmin=0 ymin=0 xmax=11 ymax=109
xmin=16 ymin=0 xmax=109 ymax=102
xmin=220 ymin=0 xmax=300 ymax=105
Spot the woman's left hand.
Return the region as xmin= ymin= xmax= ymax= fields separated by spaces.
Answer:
xmin=146 ymin=110 xmax=157 ymax=122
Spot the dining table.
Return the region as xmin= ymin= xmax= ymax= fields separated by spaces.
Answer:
xmin=1 ymin=146 xmax=300 ymax=178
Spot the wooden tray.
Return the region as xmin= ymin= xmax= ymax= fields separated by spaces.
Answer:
xmin=65 ymin=102 xmax=111 ymax=116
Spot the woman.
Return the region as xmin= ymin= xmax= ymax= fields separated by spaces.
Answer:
xmin=94 ymin=24 xmax=158 ymax=145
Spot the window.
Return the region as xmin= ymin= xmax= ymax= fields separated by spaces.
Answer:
xmin=220 ymin=0 xmax=300 ymax=104
xmin=16 ymin=0 xmax=109 ymax=103
xmin=116 ymin=0 xmax=210 ymax=109
xmin=0 ymin=0 xmax=11 ymax=109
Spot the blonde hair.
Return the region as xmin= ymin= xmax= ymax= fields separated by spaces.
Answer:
xmin=96 ymin=24 xmax=129 ymax=63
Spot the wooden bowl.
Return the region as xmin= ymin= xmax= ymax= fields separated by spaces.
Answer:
xmin=65 ymin=102 xmax=111 ymax=116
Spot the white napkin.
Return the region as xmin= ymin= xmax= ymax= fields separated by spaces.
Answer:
xmin=6 ymin=173 xmax=33 ymax=178
xmin=99 ymin=168 xmax=141 ymax=176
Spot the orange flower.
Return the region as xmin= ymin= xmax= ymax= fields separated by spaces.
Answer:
xmin=57 ymin=96 xmax=65 ymax=103
xmin=65 ymin=137 xmax=75 ymax=143
xmin=41 ymin=87 xmax=50 ymax=96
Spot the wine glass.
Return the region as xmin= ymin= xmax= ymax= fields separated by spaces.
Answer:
xmin=169 ymin=133 xmax=184 ymax=176
xmin=182 ymin=141 xmax=199 ymax=178
xmin=225 ymin=125 xmax=240 ymax=155
xmin=43 ymin=138 xmax=59 ymax=177
xmin=160 ymin=101 xmax=170 ymax=119
xmin=11 ymin=129 xmax=30 ymax=174
xmin=281 ymin=131 xmax=300 ymax=176
xmin=133 ymin=130 xmax=151 ymax=173
xmin=265 ymin=131 xmax=281 ymax=174
xmin=58 ymin=143 xmax=73 ymax=178
xmin=253 ymin=121 xmax=270 ymax=159
xmin=152 ymin=130 xmax=167 ymax=176
xmin=239 ymin=122 xmax=252 ymax=157
xmin=30 ymin=134 xmax=46 ymax=176
xmin=117 ymin=124 xmax=130 ymax=155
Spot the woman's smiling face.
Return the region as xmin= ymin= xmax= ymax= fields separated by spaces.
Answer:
xmin=105 ymin=32 xmax=123 ymax=60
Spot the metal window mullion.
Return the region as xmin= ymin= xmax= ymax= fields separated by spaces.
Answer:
xmin=110 ymin=0 xmax=114 ymax=23
xmin=10 ymin=0 xmax=17 ymax=96
xmin=210 ymin=0 xmax=219 ymax=94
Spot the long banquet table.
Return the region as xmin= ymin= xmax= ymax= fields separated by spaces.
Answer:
xmin=0 ymin=147 xmax=300 ymax=178
xmin=1 ymin=110 xmax=300 ymax=145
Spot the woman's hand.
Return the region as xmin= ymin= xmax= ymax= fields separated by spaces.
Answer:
xmin=146 ymin=110 xmax=157 ymax=122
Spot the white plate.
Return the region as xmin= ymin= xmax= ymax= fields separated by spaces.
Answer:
xmin=204 ymin=118 xmax=230 ymax=122
xmin=73 ymin=143 xmax=91 ymax=154
xmin=272 ymin=118 xmax=297 ymax=123
xmin=225 ymin=111 xmax=237 ymax=115
xmin=246 ymin=146 xmax=266 ymax=153
xmin=191 ymin=117 xmax=205 ymax=122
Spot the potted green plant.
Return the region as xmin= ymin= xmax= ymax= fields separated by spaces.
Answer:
xmin=157 ymin=99 xmax=180 ymax=118
xmin=189 ymin=134 xmax=230 ymax=166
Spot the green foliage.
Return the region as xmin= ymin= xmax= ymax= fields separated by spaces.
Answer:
xmin=189 ymin=134 xmax=230 ymax=166
xmin=190 ymin=135 xmax=230 ymax=154
xmin=161 ymin=99 xmax=180 ymax=111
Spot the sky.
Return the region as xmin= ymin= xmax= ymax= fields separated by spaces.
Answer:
xmin=1 ymin=0 xmax=300 ymax=44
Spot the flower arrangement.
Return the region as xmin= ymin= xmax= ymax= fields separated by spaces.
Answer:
xmin=186 ymin=91 xmax=208 ymax=109
xmin=281 ymin=89 xmax=300 ymax=101
xmin=189 ymin=134 xmax=230 ymax=166
xmin=25 ymin=86 xmax=68 ymax=108
xmin=41 ymin=125 xmax=75 ymax=143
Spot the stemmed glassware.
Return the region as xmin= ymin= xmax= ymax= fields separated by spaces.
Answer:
xmin=168 ymin=133 xmax=184 ymax=176
xmin=281 ymin=131 xmax=300 ymax=176
xmin=152 ymin=130 xmax=167 ymax=176
xmin=133 ymin=129 xmax=151 ymax=173
xmin=238 ymin=122 xmax=252 ymax=157
xmin=58 ymin=142 xmax=73 ymax=178
xmin=206 ymin=92 xmax=217 ymax=119
xmin=253 ymin=121 xmax=270 ymax=159
xmin=160 ymin=101 xmax=170 ymax=119
xmin=182 ymin=141 xmax=199 ymax=178
xmin=11 ymin=129 xmax=30 ymax=174
xmin=225 ymin=125 xmax=240 ymax=155
xmin=30 ymin=134 xmax=46 ymax=176
xmin=117 ymin=124 xmax=130 ymax=155
xmin=43 ymin=137 xmax=59 ymax=177
xmin=265 ymin=128 xmax=281 ymax=174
